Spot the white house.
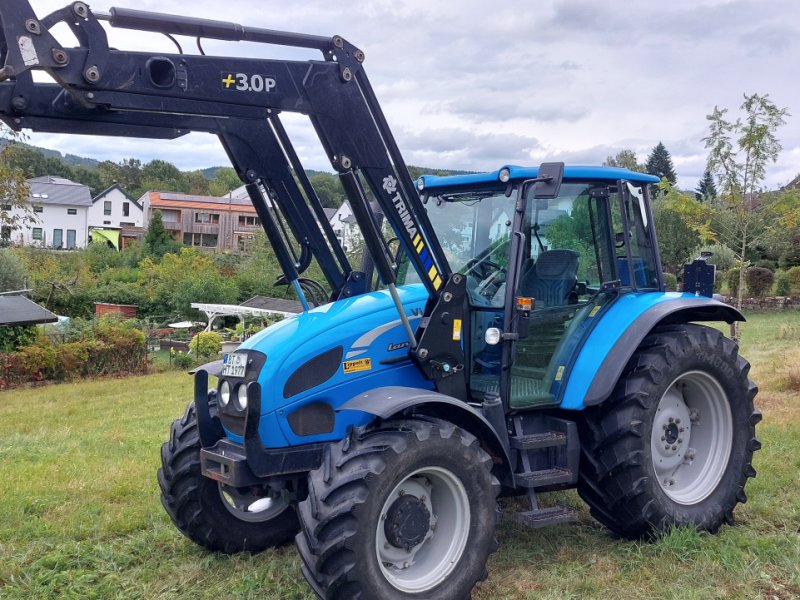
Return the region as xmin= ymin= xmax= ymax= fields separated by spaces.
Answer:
xmin=329 ymin=202 xmax=359 ymax=252
xmin=88 ymin=183 xmax=143 ymax=228
xmin=1 ymin=176 xmax=91 ymax=248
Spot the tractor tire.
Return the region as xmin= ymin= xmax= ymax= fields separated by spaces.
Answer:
xmin=296 ymin=417 xmax=500 ymax=600
xmin=578 ymin=324 xmax=761 ymax=539
xmin=157 ymin=398 xmax=299 ymax=553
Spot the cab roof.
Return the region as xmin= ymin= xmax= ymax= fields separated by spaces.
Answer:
xmin=417 ymin=165 xmax=660 ymax=191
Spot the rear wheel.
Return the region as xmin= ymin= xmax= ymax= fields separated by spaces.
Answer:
xmin=296 ymin=418 xmax=500 ymax=600
xmin=158 ymin=399 xmax=299 ymax=553
xmin=578 ymin=324 xmax=761 ymax=539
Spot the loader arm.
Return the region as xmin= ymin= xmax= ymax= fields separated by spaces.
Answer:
xmin=0 ymin=0 xmax=471 ymax=394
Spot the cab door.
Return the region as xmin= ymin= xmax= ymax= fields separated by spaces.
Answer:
xmin=508 ymin=184 xmax=618 ymax=408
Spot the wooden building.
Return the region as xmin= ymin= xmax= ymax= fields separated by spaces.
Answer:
xmin=139 ymin=191 xmax=263 ymax=252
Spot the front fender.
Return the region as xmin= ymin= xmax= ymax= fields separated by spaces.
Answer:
xmin=560 ymin=293 xmax=744 ymax=410
xmin=338 ymin=385 xmax=512 ymax=478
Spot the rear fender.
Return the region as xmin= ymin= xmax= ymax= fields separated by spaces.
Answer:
xmin=561 ymin=294 xmax=744 ymax=410
xmin=338 ymin=386 xmax=512 ymax=480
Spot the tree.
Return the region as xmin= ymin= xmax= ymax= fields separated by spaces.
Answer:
xmin=703 ymin=92 xmax=790 ymax=340
xmin=140 ymin=159 xmax=184 ymax=196
xmin=695 ymin=168 xmax=718 ymax=202
xmin=309 ymin=172 xmax=346 ymax=208
xmin=143 ymin=209 xmax=180 ymax=259
xmin=0 ymin=129 xmax=34 ymax=244
xmin=645 ymin=142 xmax=677 ymax=184
xmin=139 ymin=249 xmax=238 ymax=318
xmin=208 ymin=167 xmax=242 ymax=197
xmin=603 ymin=149 xmax=645 ymax=172
xmin=98 ymin=158 xmax=143 ymax=195
xmin=651 ymin=181 xmax=714 ymax=275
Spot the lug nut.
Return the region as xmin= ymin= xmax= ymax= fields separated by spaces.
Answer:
xmin=661 ymin=436 xmax=666 ymax=441
xmin=671 ymin=445 xmax=678 ymax=451
xmin=668 ymin=417 xmax=674 ymax=423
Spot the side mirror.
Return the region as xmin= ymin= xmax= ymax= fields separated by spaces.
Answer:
xmin=533 ymin=162 xmax=564 ymax=199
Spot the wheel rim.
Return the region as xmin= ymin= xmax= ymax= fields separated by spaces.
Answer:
xmin=651 ymin=370 xmax=733 ymax=505
xmin=218 ymin=484 xmax=290 ymax=523
xmin=375 ymin=466 xmax=471 ymax=593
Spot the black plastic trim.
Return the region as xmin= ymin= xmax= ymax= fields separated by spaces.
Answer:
xmin=283 ymin=346 xmax=343 ymax=399
xmin=287 ymin=402 xmax=336 ymax=436
xmin=243 ymin=381 xmax=325 ymax=477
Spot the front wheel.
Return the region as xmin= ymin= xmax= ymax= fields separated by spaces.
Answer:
xmin=578 ymin=324 xmax=761 ymax=539
xmin=157 ymin=399 xmax=299 ymax=553
xmin=296 ymin=418 xmax=500 ymax=600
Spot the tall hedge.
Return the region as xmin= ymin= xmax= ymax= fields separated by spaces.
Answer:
xmin=0 ymin=324 xmax=146 ymax=388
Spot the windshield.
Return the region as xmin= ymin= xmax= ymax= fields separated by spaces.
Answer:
xmin=397 ymin=190 xmax=513 ymax=306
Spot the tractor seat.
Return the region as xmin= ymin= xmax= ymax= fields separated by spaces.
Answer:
xmin=518 ymin=249 xmax=579 ymax=308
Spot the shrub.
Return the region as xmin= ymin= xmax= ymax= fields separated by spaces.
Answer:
xmin=172 ymin=351 xmax=194 ymax=370
xmin=774 ymin=271 xmax=792 ymax=296
xmin=663 ymin=272 xmax=678 ymax=291
xmin=0 ymin=249 xmax=28 ymax=292
xmin=786 ymin=266 xmax=800 ymax=294
xmin=190 ymin=331 xmax=222 ymax=360
xmin=100 ymin=267 xmax=140 ymax=284
xmin=754 ymin=259 xmax=776 ymax=272
xmin=91 ymin=281 xmax=148 ymax=307
xmin=727 ymin=268 xmax=741 ymax=296
xmin=84 ymin=242 xmax=122 ymax=273
xmin=0 ymin=325 xmax=37 ymax=353
xmin=746 ymin=266 xmax=774 ymax=297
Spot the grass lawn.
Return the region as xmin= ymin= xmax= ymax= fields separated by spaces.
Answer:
xmin=1 ymin=312 xmax=798 ymax=599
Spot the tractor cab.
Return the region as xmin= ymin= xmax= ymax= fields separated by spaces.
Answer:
xmin=409 ymin=166 xmax=662 ymax=409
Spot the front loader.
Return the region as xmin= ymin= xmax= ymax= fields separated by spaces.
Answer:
xmin=0 ymin=3 xmax=761 ymax=599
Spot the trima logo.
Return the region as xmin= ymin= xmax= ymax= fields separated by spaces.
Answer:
xmin=382 ymin=174 xmax=418 ymax=239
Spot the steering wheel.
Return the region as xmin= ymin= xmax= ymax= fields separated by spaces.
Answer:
xmin=464 ymin=257 xmax=507 ymax=303
xmin=464 ymin=256 xmax=505 ymax=280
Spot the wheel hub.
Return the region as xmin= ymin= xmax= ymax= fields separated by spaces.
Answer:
xmin=375 ymin=467 xmax=470 ymax=593
xmin=650 ymin=371 xmax=733 ymax=505
xmin=384 ymin=494 xmax=431 ymax=550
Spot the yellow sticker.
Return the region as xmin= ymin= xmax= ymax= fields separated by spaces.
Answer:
xmin=452 ymin=318 xmax=462 ymax=341
xmin=589 ymin=305 xmax=601 ymax=317
xmin=554 ymin=365 xmax=565 ymax=381
xmin=343 ymin=358 xmax=372 ymax=374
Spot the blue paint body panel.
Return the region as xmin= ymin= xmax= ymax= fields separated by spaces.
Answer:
xmin=225 ymin=284 xmax=432 ymax=448
xmin=559 ymin=292 xmax=699 ymax=410
xmin=418 ymin=165 xmax=660 ymax=190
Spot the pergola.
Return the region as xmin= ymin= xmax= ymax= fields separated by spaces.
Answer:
xmin=190 ymin=302 xmax=298 ymax=332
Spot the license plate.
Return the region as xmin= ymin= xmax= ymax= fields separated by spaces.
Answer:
xmin=222 ymin=353 xmax=247 ymax=378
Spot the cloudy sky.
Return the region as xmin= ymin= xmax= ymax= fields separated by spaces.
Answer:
xmin=19 ymin=0 xmax=800 ymax=190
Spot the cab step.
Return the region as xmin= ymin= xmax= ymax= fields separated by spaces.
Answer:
xmin=515 ymin=467 xmax=573 ymax=489
xmin=510 ymin=431 xmax=567 ymax=450
xmin=516 ymin=505 xmax=577 ymax=529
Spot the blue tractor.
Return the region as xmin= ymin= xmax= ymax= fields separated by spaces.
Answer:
xmin=1 ymin=3 xmax=760 ymax=598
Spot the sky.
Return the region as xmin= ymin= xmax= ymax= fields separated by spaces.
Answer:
xmin=16 ymin=0 xmax=800 ymax=191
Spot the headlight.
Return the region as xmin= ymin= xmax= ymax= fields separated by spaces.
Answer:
xmin=235 ymin=383 xmax=248 ymax=411
xmin=219 ymin=380 xmax=231 ymax=407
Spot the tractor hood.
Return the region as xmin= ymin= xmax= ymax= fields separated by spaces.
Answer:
xmin=232 ymin=284 xmax=432 ymax=447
